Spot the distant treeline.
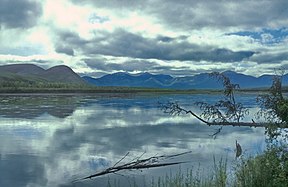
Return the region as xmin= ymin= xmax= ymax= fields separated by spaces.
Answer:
xmin=0 ymin=81 xmax=91 ymax=93
xmin=0 ymin=80 xmax=85 ymax=88
xmin=0 ymin=80 xmax=280 ymax=94
xmin=0 ymin=81 xmax=191 ymax=94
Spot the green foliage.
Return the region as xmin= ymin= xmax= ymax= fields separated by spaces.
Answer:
xmin=276 ymin=99 xmax=288 ymax=123
xmin=234 ymin=145 xmax=288 ymax=187
xmin=256 ymin=73 xmax=288 ymax=143
xmin=257 ymin=74 xmax=287 ymax=124
xmin=149 ymin=148 xmax=287 ymax=187
xmin=226 ymin=72 xmax=288 ymax=187
xmin=196 ymin=72 xmax=249 ymax=123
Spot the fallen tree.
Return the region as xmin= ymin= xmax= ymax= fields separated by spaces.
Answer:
xmin=159 ymin=71 xmax=288 ymax=138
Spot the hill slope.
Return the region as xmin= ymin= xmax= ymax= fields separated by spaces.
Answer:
xmin=43 ymin=65 xmax=85 ymax=84
xmin=0 ymin=64 xmax=85 ymax=85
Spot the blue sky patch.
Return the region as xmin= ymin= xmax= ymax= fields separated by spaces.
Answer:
xmin=227 ymin=27 xmax=288 ymax=45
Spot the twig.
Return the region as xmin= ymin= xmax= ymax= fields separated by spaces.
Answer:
xmin=113 ymin=152 xmax=130 ymax=167
xmin=159 ymin=102 xmax=209 ymax=124
xmin=210 ymin=126 xmax=223 ymax=139
xmin=129 ymin=151 xmax=146 ymax=163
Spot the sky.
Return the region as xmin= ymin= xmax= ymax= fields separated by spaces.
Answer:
xmin=0 ymin=0 xmax=288 ymax=78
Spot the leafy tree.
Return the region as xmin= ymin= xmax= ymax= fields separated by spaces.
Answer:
xmin=160 ymin=71 xmax=288 ymax=139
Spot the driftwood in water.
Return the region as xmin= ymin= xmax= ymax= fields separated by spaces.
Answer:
xmin=74 ymin=151 xmax=192 ymax=182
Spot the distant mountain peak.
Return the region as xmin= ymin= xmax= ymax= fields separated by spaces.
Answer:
xmin=46 ymin=65 xmax=75 ymax=73
xmin=223 ymin=70 xmax=237 ymax=74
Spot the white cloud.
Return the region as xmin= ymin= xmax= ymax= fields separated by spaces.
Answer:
xmin=0 ymin=0 xmax=288 ymax=76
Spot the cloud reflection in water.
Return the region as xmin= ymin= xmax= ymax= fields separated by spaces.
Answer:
xmin=0 ymin=94 xmax=265 ymax=186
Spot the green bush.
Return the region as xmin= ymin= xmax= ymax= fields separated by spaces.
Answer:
xmin=234 ymin=145 xmax=288 ymax=187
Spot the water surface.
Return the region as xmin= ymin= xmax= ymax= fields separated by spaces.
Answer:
xmin=0 ymin=93 xmax=266 ymax=186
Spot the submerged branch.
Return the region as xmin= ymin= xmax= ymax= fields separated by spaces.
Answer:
xmin=75 ymin=151 xmax=192 ymax=182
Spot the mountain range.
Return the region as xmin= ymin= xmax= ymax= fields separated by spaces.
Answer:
xmin=83 ymin=71 xmax=288 ymax=89
xmin=0 ymin=63 xmax=286 ymax=90
xmin=0 ymin=64 xmax=85 ymax=85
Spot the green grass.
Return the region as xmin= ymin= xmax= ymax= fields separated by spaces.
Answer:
xmin=106 ymin=145 xmax=287 ymax=187
xmin=149 ymin=157 xmax=227 ymax=187
xmin=157 ymin=146 xmax=287 ymax=187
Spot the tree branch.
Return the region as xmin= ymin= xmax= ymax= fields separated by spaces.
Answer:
xmin=159 ymin=101 xmax=288 ymax=128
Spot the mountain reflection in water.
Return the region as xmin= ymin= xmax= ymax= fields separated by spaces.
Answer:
xmin=0 ymin=93 xmax=266 ymax=187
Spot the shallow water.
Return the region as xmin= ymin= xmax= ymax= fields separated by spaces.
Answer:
xmin=0 ymin=93 xmax=266 ymax=187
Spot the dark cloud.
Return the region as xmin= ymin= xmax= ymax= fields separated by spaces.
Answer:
xmin=70 ymin=0 xmax=288 ymax=30
xmin=0 ymin=0 xmax=42 ymax=29
xmin=55 ymin=45 xmax=74 ymax=56
xmin=156 ymin=36 xmax=175 ymax=43
xmin=84 ymin=58 xmax=160 ymax=72
xmin=83 ymin=57 xmax=232 ymax=77
xmin=251 ymin=52 xmax=288 ymax=64
xmin=54 ymin=30 xmax=87 ymax=56
xmin=193 ymin=48 xmax=255 ymax=62
xmin=57 ymin=31 xmax=88 ymax=46
xmin=58 ymin=29 xmax=255 ymax=62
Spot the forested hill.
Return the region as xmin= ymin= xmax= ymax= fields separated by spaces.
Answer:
xmin=0 ymin=64 xmax=86 ymax=86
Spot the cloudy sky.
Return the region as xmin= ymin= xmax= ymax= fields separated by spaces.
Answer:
xmin=1 ymin=0 xmax=288 ymax=77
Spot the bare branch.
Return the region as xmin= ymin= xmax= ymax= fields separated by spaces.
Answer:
xmin=159 ymin=101 xmax=209 ymax=124
xmin=74 ymin=151 xmax=192 ymax=182
xmin=113 ymin=152 xmax=130 ymax=167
